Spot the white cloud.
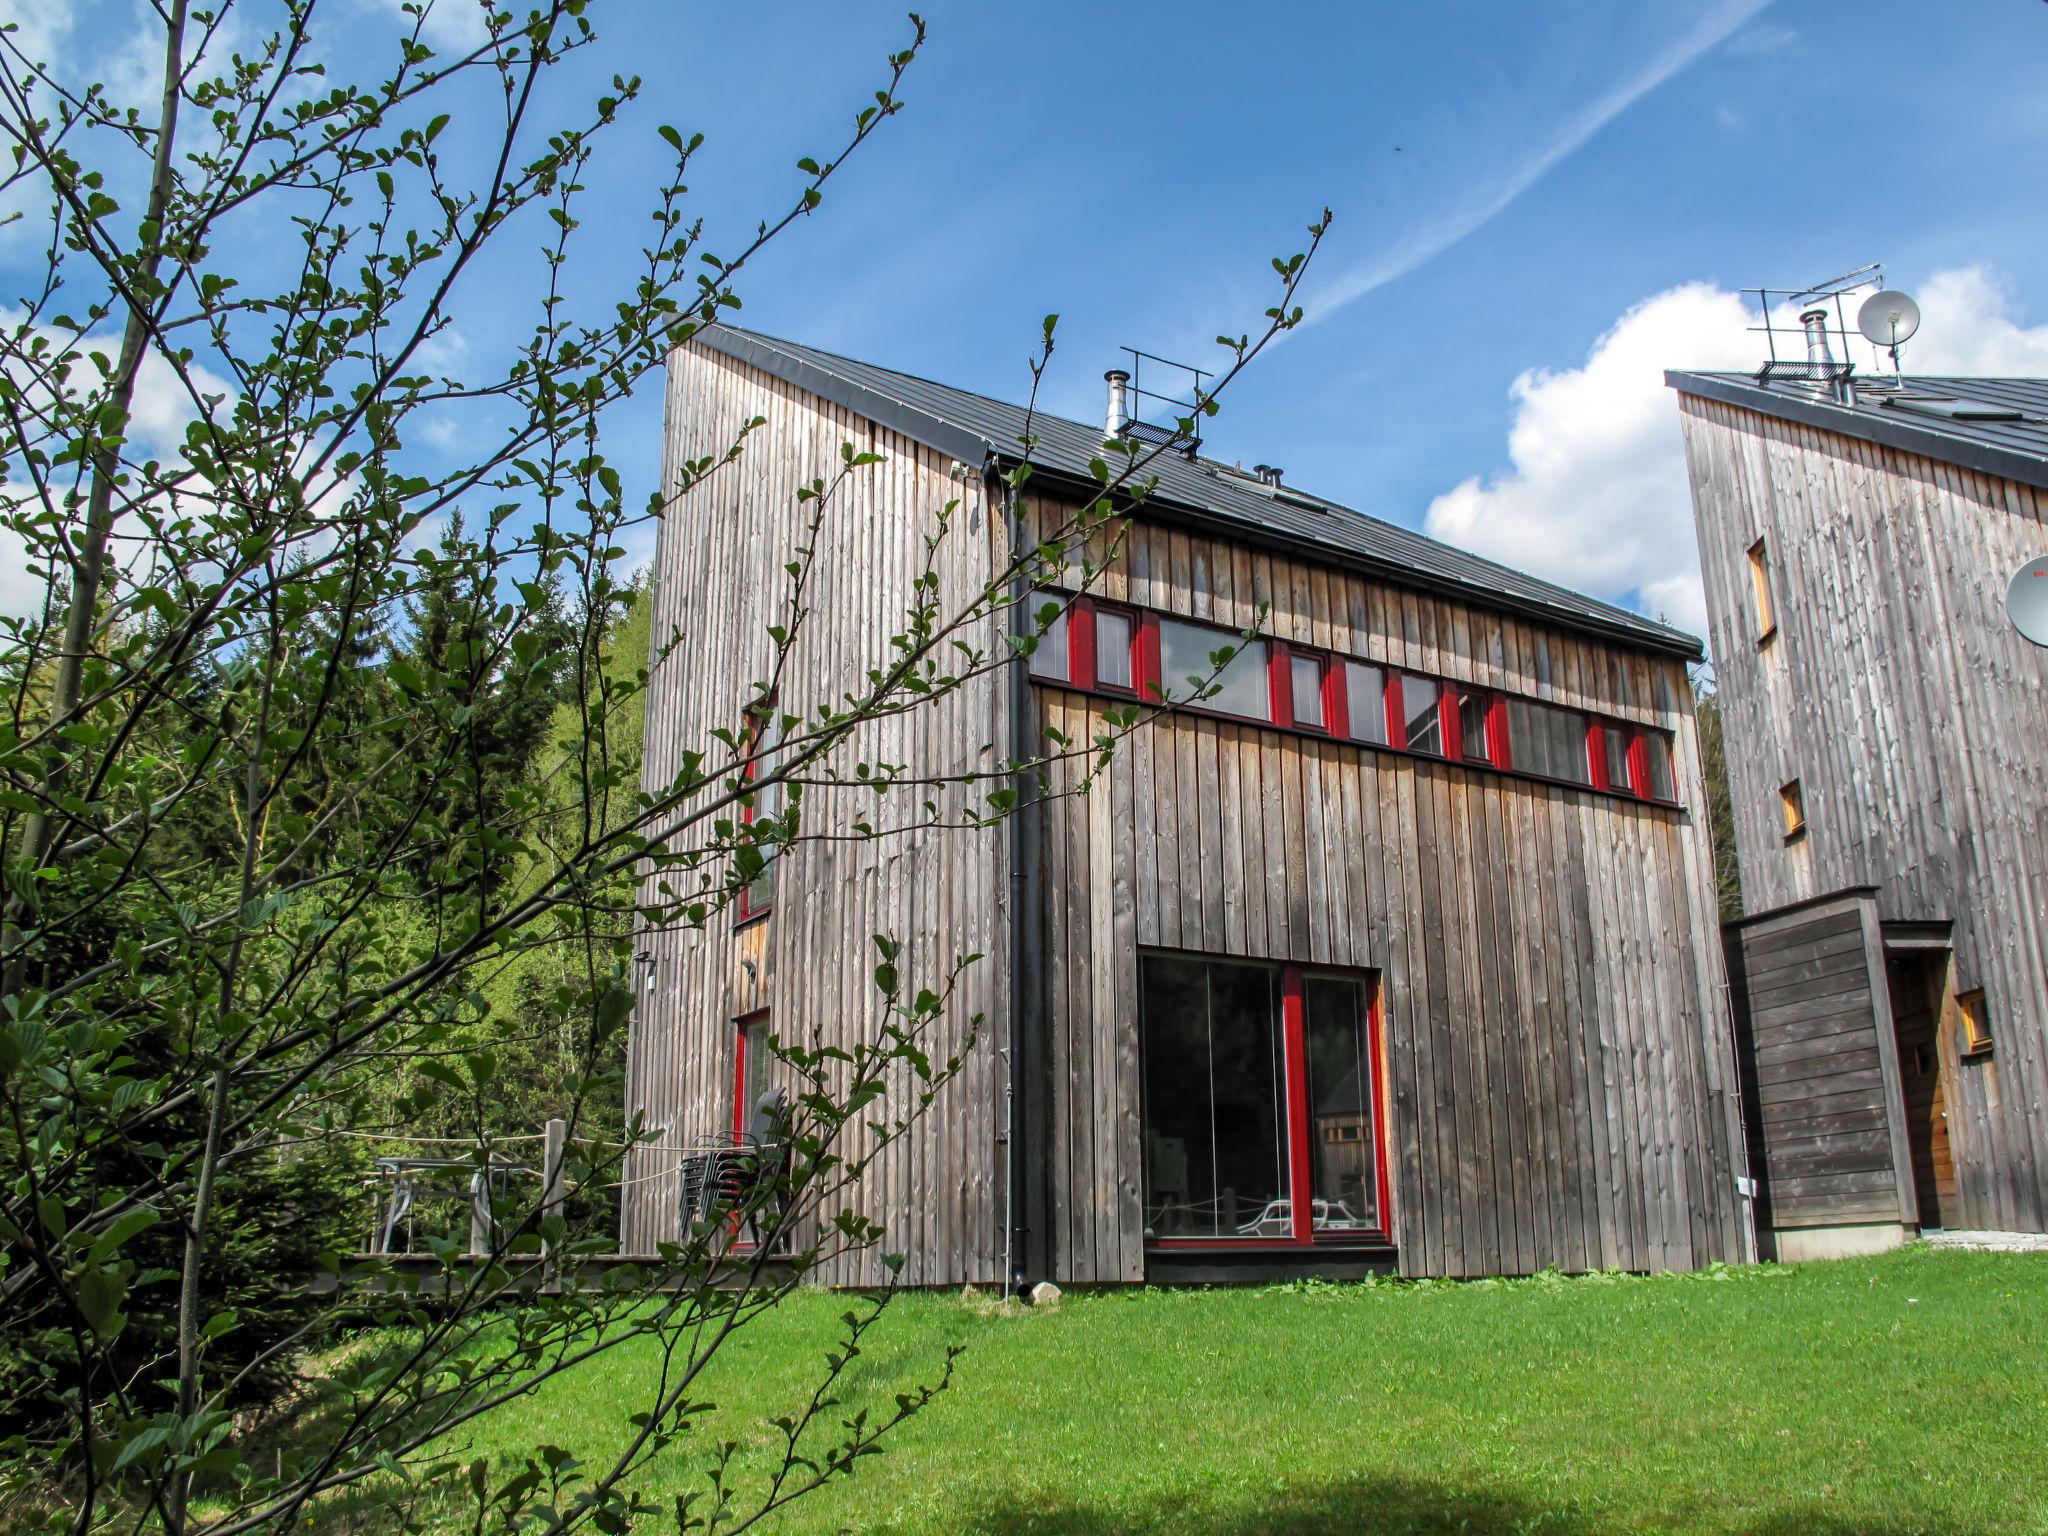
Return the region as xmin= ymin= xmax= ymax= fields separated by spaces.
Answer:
xmin=1302 ymin=0 xmax=1771 ymax=328
xmin=1906 ymin=268 xmax=2048 ymax=376
xmin=0 ymin=319 xmax=239 ymax=615
xmin=0 ymin=0 xmax=76 ymax=69
xmin=1725 ymin=22 xmax=1798 ymax=54
xmin=360 ymin=0 xmax=491 ymax=54
xmin=1421 ymin=267 xmax=2048 ymax=646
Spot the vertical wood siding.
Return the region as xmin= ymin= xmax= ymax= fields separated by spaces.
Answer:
xmin=1724 ymin=893 xmax=1916 ymax=1238
xmin=621 ymin=344 xmax=1010 ymax=1286
xmin=1680 ymin=395 xmax=2048 ymax=1233
xmin=1029 ymin=503 xmax=1748 ymax=1281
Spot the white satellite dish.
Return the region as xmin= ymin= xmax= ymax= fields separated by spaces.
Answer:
xmin=2007 ymin=557 xmax=2048 ymax=648
xmin=1858 ymin=290 xmax=1921 ymax=370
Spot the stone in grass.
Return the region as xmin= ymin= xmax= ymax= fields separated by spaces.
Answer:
xmin=1027 ymin=1281 xmax=1062 ymax=1309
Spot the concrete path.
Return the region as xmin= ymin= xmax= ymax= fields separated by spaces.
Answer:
xmin=1922 ymin=1230 xmax=2048 ymax=1253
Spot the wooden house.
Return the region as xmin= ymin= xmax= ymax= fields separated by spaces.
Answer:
xmin=621 ymin=326 xmax=1753 ymax=1285
xmin=1670 ymin=365 xmax=2048 ymax=1256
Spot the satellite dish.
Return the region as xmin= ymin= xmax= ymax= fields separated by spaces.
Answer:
xmin=1857 ymin=290 xmax=1921 ymax=365
xmin=2007 ymin=557 xmax=2048 ymax=648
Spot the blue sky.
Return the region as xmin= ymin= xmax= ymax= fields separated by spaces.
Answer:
xmin=607 ymin=0 xmax=2048 ymax=632
xmin=13 ymin=0 xmax=2048 ymax=636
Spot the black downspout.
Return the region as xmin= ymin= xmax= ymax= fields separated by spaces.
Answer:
xmin=997 ymin=470 xmax=1050 ymax=1289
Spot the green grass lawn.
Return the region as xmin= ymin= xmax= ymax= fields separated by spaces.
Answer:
xmin=442 ymin=1246 xmax=2045 ymax=1535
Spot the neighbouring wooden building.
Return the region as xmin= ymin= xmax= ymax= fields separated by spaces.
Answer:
xmin=622 ymin=325 xmax=1753 ymax=1286
xmin=1670 ymin=364 xmax=2048 ymax=1256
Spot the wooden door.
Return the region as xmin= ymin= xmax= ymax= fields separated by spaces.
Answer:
xmin=1888 ymin=953 xmax=1960 ymax=1229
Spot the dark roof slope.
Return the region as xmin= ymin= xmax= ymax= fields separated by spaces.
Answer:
xmin=1666 ymin=370 xmax=2048 ymax=492
xmin=698 ymin=325 xmax=1705 ymax=660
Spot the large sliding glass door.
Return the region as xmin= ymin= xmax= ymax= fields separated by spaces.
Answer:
xmin=1139 ymin=953 xmax=1386 ymax=1248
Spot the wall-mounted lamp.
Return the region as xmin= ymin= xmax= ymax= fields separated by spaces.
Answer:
xmin=633 ymin=950 xmax=656 ymax=994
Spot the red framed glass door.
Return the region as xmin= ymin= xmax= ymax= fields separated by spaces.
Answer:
xmin=1140 ymin=954 xmax=1389 ymax=1251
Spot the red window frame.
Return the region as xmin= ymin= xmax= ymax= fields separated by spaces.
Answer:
xmin=729 ymin=1009 xmax=773 ymax=1250
xmin=1587 ymin=720 xmax=1626 ymax=796
xmin=1026 ymin=592 xmax=1681 ymax=811
xmin=1148 ymin=963 xmax=1392 ymax=1252
xmin=1032 ymin=593 xmax=1144 ymax=695
xmin=1268 ymin=642 xmax=1338 ymax=734
xmin=1585 ymin=719 xmax=1679 ymax=803
xmin=732 ymin=1009 xmax=770 ymax=1139
xmin=1441 ymin=682 xmax=1509 ymax=768
xmin=1385 ymin=672 xmax=1446 ymax=756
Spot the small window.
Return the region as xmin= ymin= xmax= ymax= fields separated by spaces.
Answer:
xmin=1095 ymin=607 xmax=1135 ymax=691
xmin=1748 ymin=539 xmax=1776 ymax=644
xmin=1780 ymin=779 xmax=1805 ymax=841
xmin=1957 ymin=989 xmax=1993 ymax=1057
xmin=1343 ymin=660 xmax=1388 ymax=745
xmin=1289 ymin=653 xmax=1325 ymax=730
xmin=1157 ymin=616 xmax=1271 ymax=721
xmin=1504 ymin=698 xmax=1590 ymax=786
xmin=1028 ymin=601 xmax=1070 ymax=682
xmin=1601 ymin=726 xmax=1634 ymax=795
xmin=1394 ymin=674 xmax=1442 ymax=756
xmin=1456 ymin=688 xmax=1494 ymax=766
xmin=1638 ymin=731 xmax=1677 ymax=802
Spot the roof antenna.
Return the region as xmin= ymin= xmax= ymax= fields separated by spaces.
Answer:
xmin=1746 ymin=264 xmax=1883 ymax=404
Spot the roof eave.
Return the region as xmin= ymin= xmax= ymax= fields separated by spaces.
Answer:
xmin=1664 ymin=369 xmax=2048 ymax=493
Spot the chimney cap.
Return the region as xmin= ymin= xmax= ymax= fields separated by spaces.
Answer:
xmin=1104 ymin=367 xmax=1130 ymax=383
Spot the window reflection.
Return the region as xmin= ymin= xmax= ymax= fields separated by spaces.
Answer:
xmin=1157 ymin=618 xmax=1270 ymax=719
xmin=1398 ymin=674 xmax=1442 ymax=755
xmin=1140 ymin=956 xmax=1285 ymax=1239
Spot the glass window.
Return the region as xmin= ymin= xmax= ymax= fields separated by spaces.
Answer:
xmin=1505 ymin=698 xmax=1590 ymax=786
xmin=1303 ymin=975 xmax=1377 ymax=1233
xmin=1156 ymin=617 xmax=1270 ymax=720
xmin=1290 ymin=653 xmax=1324 ymax=729
xmin=1397 ymin=674 xmax=1442 ymax=755
xmin=1958 ymin=989 xmax=1993 ymax=1056
xmin=742 ymin=713 xmax=787 ymax=915
xmin=1140 ymin=955 xmax=1285 ymax=1240
xmin=1747 ymin=540 xmax=1776 ymax=642
xmin=1457 ymin=689 xmax=1493 ymax=765
xmin=1343 ymin=661 xmax=1387 ymax=745
xmin=1640 ymin=731 xmax=1676 ymax=801
xmin=1027 ymin=601 xmax=1069 ymax=682
xmin=1095 ymin=608 xmax=1134 ymax=690
xmin=1780 ymin=779 xmax=1805 ymax=838
xmin=1602 ymin=725 xmax=1633 ymax=794
xmin=736 ymin=1014 xmax=773 ymax=1137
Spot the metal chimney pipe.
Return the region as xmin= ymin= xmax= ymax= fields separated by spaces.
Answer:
xmin=1800 ymin=308 xmax=1836 ymax=369
xmin=1104 ymin=369 xmax=1129 ymax=440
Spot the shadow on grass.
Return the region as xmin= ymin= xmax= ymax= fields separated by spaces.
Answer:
xmin=952 ymin=1474 xmax=2003 ymax=1536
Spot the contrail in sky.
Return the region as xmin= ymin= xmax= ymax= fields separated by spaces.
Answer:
xmin=1300 ymin=0 xmax=1773 ymax=329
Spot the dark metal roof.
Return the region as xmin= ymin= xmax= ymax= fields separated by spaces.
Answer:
xmin=1665 ymin=370 xmax=2048 ymax=493
xmin=698 ymin=326 xmax=1706 ymax=661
